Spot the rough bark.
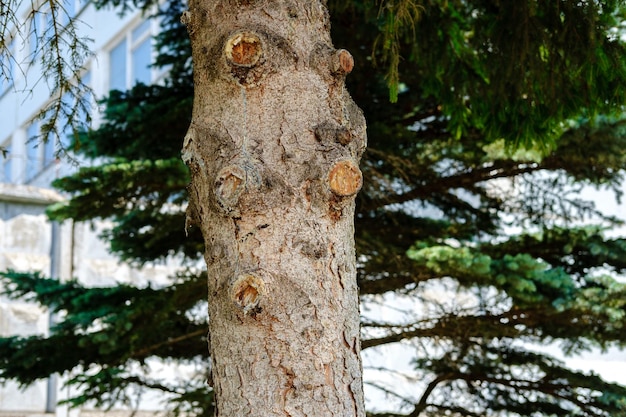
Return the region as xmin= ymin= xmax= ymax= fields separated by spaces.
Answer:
xmin=181 ymin=1 xmax=367 ymax=415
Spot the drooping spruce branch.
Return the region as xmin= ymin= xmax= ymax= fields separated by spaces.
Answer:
xmin=1 ymin=0 xmax=92 ymax=153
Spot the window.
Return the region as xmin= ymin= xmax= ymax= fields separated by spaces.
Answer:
xmin=61 ymin=0 xmax=76 ymax=26
xmin=43 ymin=129 xmax=55 ymax=166
xmin=132 ymin=37 xmax=151 ymax=85
xmin=56 ymin=72 xmax=92 ymax=149
xmin=77 ymin=70 xmax=93 ymax=130
xmin=30 ymin=1 xmax=85 ymax=60
xmin=58 ymin=92 xmax=74 ymax=148
xmin=45 ymin=10 xmax=54 ymax=32
xmin=1 ymin=140 xmax=12 ymax=183
xmin=108 ymin=19 xmax=154 ymax=92
xmin=24 ymin=120 xmax=57 ymax=183
xmin=29 ymin=11 xmax=41 ymax=57
xmin=109 ymin=39 xmax=127 ymax=92
xmin=0 ymin=39 xmax=16 ymax=96
xmin=25 ymin=123 xmax=40 ymax=182
xmin=131 ymin=20 xmax=152 ymax=85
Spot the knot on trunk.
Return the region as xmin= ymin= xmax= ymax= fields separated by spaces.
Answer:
xmin=215 ymin=164 xmax=247 ymax=216
xmin=232 ymin=272 xmax=267 ymax=316
xmin=332 ymin=49 xmax=354 ymax=75
xmin=314 ymin=122 xmax=353 ymax=146
xmin=224 ymin=30 xmax=266 ymax=86
xmin=225 ymin=31 xmax=263 ymax=67
xmin=310 ymin=44 xmax=355 ymax=79
xmin=328 ymin=159 xmax=362 ymax=197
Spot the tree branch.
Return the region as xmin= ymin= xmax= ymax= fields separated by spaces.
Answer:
xmin=362 ymin=155 xmax=538 ymax=211
xmin=408 ymin=373 xmax=455 ymax=417
xmin=130 ymin=328 xmax=206 ymax=359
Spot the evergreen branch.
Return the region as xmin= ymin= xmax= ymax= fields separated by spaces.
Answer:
xmin=409 ymin=373 xmax=455 ymax=417
xmin=421 ymin=405 xmax=481 ymax=417
xmin=129 ymin=328 xmax=206 ymax=359
xmin=362 ymin=155 xmax=537 ymax=211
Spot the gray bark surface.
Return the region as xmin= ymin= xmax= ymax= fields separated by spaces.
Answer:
xmin=182 ymin=1 xmax=366 ymax=415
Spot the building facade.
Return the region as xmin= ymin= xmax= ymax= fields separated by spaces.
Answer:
xmin=0 ymin=2 xmax=177 ymax=416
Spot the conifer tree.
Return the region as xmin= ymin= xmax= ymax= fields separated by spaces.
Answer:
xmin=2 ymin=1 xmax=626 ymax=416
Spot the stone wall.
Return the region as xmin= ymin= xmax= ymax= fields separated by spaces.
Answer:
xmin=0 ymin=184 xmax=180 ymax=416
xmin=0 ymin=184 xmax=58 ymax=413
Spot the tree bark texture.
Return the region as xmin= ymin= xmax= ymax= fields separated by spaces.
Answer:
xmin=181 ymin=1 xmax=367 ymax=416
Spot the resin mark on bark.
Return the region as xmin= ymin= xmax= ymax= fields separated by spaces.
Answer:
xmin=224 ymin=30 xmax=266 ymax=86
xmin=231 ymin=273 xmax=266 ymax=315
xmin=225 ymin=32 xmax=263 ymax=67
xmin=328 ymin=160 xmax=362 ymax=197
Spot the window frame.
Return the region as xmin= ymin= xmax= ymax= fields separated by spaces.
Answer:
xmin=25 ymin=121 xmax=44 ymax=183
xmin=108 ymin=18 xmax=155 ymax=92
xmin=1 ymin=138 xmax=12 ymax=183
xmin=0 ymin=38 xmax=16 ymax=97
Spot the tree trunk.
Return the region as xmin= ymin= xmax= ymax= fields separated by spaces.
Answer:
xmin=181 ymin=1 xmax=367 ymax=415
